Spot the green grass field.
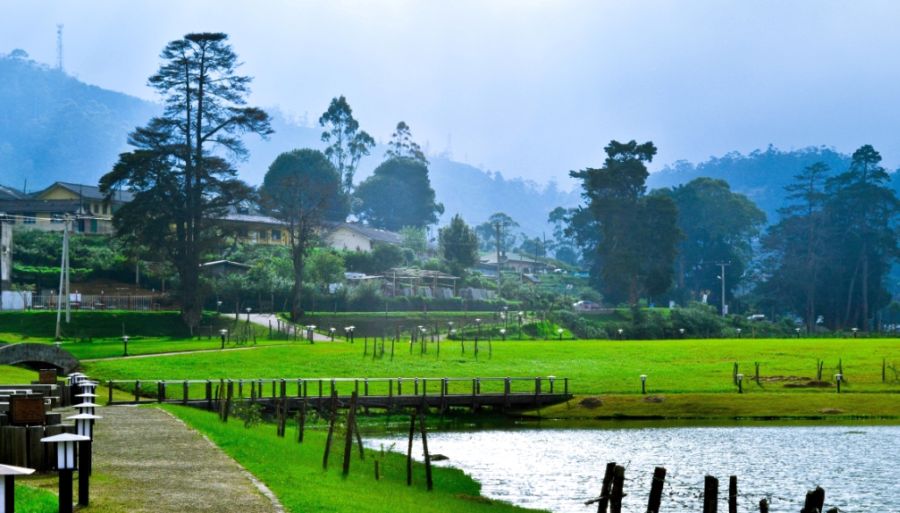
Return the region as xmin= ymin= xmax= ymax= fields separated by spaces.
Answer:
xmin=84 ymin=338 xmax=899 ymax=393
xmin=81 ymin=337 xmax=900 ymax=419
xmin=163 ymin=405 xmax=542 ymax=513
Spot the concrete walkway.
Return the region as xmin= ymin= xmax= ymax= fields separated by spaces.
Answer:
xmin=93 ymin=405 xmax=282 ymax=513
xmin=244 ymin=312 xmax=332 ymax=342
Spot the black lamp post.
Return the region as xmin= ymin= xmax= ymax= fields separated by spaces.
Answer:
xmin=66 ymin=413 xmax=101 ymax=505
xmin=640 ymin=374 xmax=647 ymax=394
xmin=0 ymin=463 xmax=35 ymax=513
xmin=41 ymin=433 xmax=90 ymax=513
xmin=219 ymin=329 xmax=228 ymax=349
xmin=121 ymin=335 xmax=129 ymax=356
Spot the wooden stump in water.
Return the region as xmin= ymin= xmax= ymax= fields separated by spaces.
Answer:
xmin=703 ymin=475 xmax=719 ymax=513
xmin=646 ymin=466 xmax=666 ymax=513
xmin=609 ymin=465 xmax=625 ymax=513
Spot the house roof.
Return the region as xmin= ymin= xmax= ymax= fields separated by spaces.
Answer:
xmin=0 ymin=185 xmax=26 ymax=200
xmin=220 ymin=212 xmax=287 ymax=227
xmin=480 ymin=252 xmax=546 ymax=266
xmin=0 ymin=199 xmax=86 ymax=214
xmin=329 ymin=223 xmax=403 ymax=245
xmin=200 ymin=260 xmax=252 ymax=270
xmin=36 ymin=182 xmax=133 ymax=203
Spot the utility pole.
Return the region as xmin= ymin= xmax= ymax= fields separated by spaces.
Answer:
xmin=717 ymin=261 xmax=731 ymax=317
xmin=0 ymin=215 xmax=8 ymax=311
xmin=56 ymin=24 xmax=64 ymax=72
xmin=494 ymin=221 xmax=502 ymax=291
xmin=55 ymin=215 xmax=71 ymax=339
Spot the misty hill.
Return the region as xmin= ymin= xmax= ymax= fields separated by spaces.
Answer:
xmin=648 ymin=145 xmax=900 ymax=222
xmin=0 ymin=52 xmax=576 ymax=236
xmin=0 ymin=51 xmax=158 ymax=191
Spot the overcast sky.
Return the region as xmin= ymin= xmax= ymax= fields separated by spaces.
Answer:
xmin=3 ymin=0 xmax=900 ymax=187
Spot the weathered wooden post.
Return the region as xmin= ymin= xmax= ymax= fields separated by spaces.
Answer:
xmin=646 ymin=466 xmax=666 ymax=513
xmin=182 ymin=381 xmax=189 ymax=405
xmin=419 ymin=406 xmax=433 ymax=491
xmin=342 ymin=392 xmax=359 ymax=476
xmin=609 ymin=465 xmax=625 ymax=513
xmin=406 ymin=411 xmax=415 ymax=486
xmin=800 ymin=486 xmax=825 ymax=513
xmin=134 ymin=380 xmax=141 ymax=402
xmin=297 ymin=397 xmax=307 ymax=443
xmin=728 ymin=475 xmax=737 ymax=513
xmin=597 ymin=462 xmax=616 ymax=513
xmin=703 ymin=475 xmax=719 ymax=513
xmin=322 ymin=391 xmax=338 ymax=470
xmin=107 ymin=381 xmax=113 ymax=405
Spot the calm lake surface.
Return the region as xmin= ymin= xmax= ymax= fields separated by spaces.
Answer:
xmin=368 ymin=424 xmax=898 ymax=513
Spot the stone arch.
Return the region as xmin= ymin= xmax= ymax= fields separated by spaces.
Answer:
xmin=0 ymin=343 xmax=80 ymax=374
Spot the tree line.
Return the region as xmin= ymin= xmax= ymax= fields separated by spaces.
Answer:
xmin=560 ymin=140 xmax=899 ymax=332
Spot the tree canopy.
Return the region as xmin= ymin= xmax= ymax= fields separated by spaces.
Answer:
xmin=353 ymin=157 xmax=444 ymax=231
xmin=319 ymin=96 xmax=374 ymax=194
xmin=439 ymin=214 xmax=479 ymax=276
xmin=99 ymin=32 xmax=271 ymax=328
xmin=260 ymin=148 xmax=344 ymax=320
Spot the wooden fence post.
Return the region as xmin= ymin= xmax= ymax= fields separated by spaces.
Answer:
xmin=801 ymin=486 xmax=825 ymax=513
xmin=205 ymin=380 xmax=212 ymax=409
xmin=406 ymin=410 xmax=416 ymax=486
xmin=322 ymin=391 xmax=338 ymax=470
xmin=609 ymin=465 xmax=625 ymax=513
xmin=728 ymin=475 xmax=737 ymax=513
xmin=759 ymin=498 xmax=769 ymax=513
xmin=646 ymin=466 xmax=666 ymax=513
xmin=298 ymin=397 xmax=307 ymax=443
xmin=703 ymin=475 xmax=719 ymax=513
xmin=419 ymin=406 xmax=433 ymax=491
xmin=342 ymin=392 xmax=359 ymax=476
xmin=595 ymin=461 xmax=616 ymax=513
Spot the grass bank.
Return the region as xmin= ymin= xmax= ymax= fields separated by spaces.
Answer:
xmin=163 ymin=404 xmax=543 ymax=513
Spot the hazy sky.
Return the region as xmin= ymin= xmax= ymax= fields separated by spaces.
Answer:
xmin=4 ymin=0 xmax=900 ymax=186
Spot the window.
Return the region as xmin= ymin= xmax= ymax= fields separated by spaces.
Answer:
xmin=271 ymin=230 xmax=281 ymax=241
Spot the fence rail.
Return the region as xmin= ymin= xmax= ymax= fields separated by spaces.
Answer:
xmin=28 ymin=295 xmax=162 ymax=311
xmin=106 ymin=375 xmax=571 ymax=412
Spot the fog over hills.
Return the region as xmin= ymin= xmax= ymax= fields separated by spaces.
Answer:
xmin=2 ymin=52 xmax=896 ymax=237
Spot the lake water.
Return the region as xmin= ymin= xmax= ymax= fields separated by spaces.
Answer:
xmin=368 ymin=424 xmax=899 ymax=513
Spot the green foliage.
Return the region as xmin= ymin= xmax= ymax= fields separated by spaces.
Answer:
xmin=230 ymin=401 xmax=263 ymax=428
xmin=399 ymin=226 xmax=428 ymax=255
xmin=569 ymin=140 xmax=681 ymax=304
xmin=12 ymin=264 xmax=92 ymax=286
xmin=354 ymin=157 xmax=444 ymax=231
xmin=99 ymin=32 xmax=271 ymax=328
xmin=0 ymin=311 xmax=201 ymax=340
xmin=385 ymin=121 xmax=428 ymax=164
xmin=438 ymin=215 xmax=479 ymax=276
xmin=343 ymin=245 xmax=404 ymax=275
xmin=475 ymin=212 xmax=519 ymax=253
xmin=260 ymin=148 xmax=344 ymax=320
xmin=304 ymin=250 xmax=345 ymax=288
xmin=658 ymin=177 xmax=766 ymax=305
xmin=319 ymin=96 xmax=375 ymax=194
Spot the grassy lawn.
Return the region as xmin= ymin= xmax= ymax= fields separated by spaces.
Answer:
xmin=163 ymin=404 xmax=544 ymax=513
xmin=84 ymin=338 xmax=899 ymax=393
xmin=0 ymin=364 xmax=38 ymax=383
xmin=11 ymin=483 xmax=57 ymax=513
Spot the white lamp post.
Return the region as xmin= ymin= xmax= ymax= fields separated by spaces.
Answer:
xmin=40 ymin=433 xmax=90 ymax=513
xmin=0 ymin=463 xmax=36 ymax=513
xmin=73 ymin=401 xmax=101 ymax=416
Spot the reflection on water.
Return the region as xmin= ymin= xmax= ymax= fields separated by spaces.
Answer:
xmin=368 ymin=425 xmax=899 ymax=513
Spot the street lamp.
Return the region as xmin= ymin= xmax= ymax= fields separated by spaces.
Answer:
xmin=41 ymin=433 xmax=91 ymax=513
xmin=736 ymin=373 xmax=744 ymax=394
xmin=795 ymin=327 xmax=801 ymax=338
xmin=835 ymin=373 xmax=843 ymax=393
xmin=219 ymin=329 xmax=228 ymax=349
xmin=640 ymin=374 xmax=647 ymax=394
xmin=121 ymin=335 xmax=129 ymax=356
xmin=306 ymin=325 xmax=316 ymax=343
xmin=556 ymin=327 xmax=564 ymax=341
xmin=617 ymin=328 xmax=624 ymax=340
xmin=447 ymin=321 xmax=454 ymax=337
xmin=0 ymin=463 xmax=36 ymax=513
xmin=499 ymin=328 xmax=506 ymax=341
xmin=344 ymin=325 xmax=355 ymax=343
xmin=216 ymin=300 xmax=222 ymax=314
xmin=851 ymin=327 xmax=859 ymax=338
xmin=517 ymin=311 xmax=524 ymax=339
xmin=736 ymin=328 xmax=742 ymax=339
xmin=245 ymin=307 xmax=252 ymax=323
xmin=678 ymin=328 xmax=685 ymax=338
xmin=329 ymin=327 xmax=336 ymax=341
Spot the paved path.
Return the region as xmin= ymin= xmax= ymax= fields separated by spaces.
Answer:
xmin=245 ymin=313 xmax=332 ymax=342
xmin=93 ymin=405 xmax=282 ymax=513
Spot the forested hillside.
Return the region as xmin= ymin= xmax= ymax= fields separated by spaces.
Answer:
xmin=0 ymin=51 xmax=157 ymax=190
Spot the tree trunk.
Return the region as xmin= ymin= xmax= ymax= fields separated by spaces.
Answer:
xmin=291 ymin=245 xmax=306 ymax=322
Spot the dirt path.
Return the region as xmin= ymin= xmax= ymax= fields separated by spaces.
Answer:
xmin=92 ymin=405 xmax=282 ymax=513
xmin=245 ymin=313 xmax=332 ymax=342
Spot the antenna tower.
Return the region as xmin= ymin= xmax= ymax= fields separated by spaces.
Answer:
xmin=56 ymin=24 xmax=64 ymax=71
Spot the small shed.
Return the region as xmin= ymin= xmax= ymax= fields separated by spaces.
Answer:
xmin=200 ymin=260 xmax=252 ymax=277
